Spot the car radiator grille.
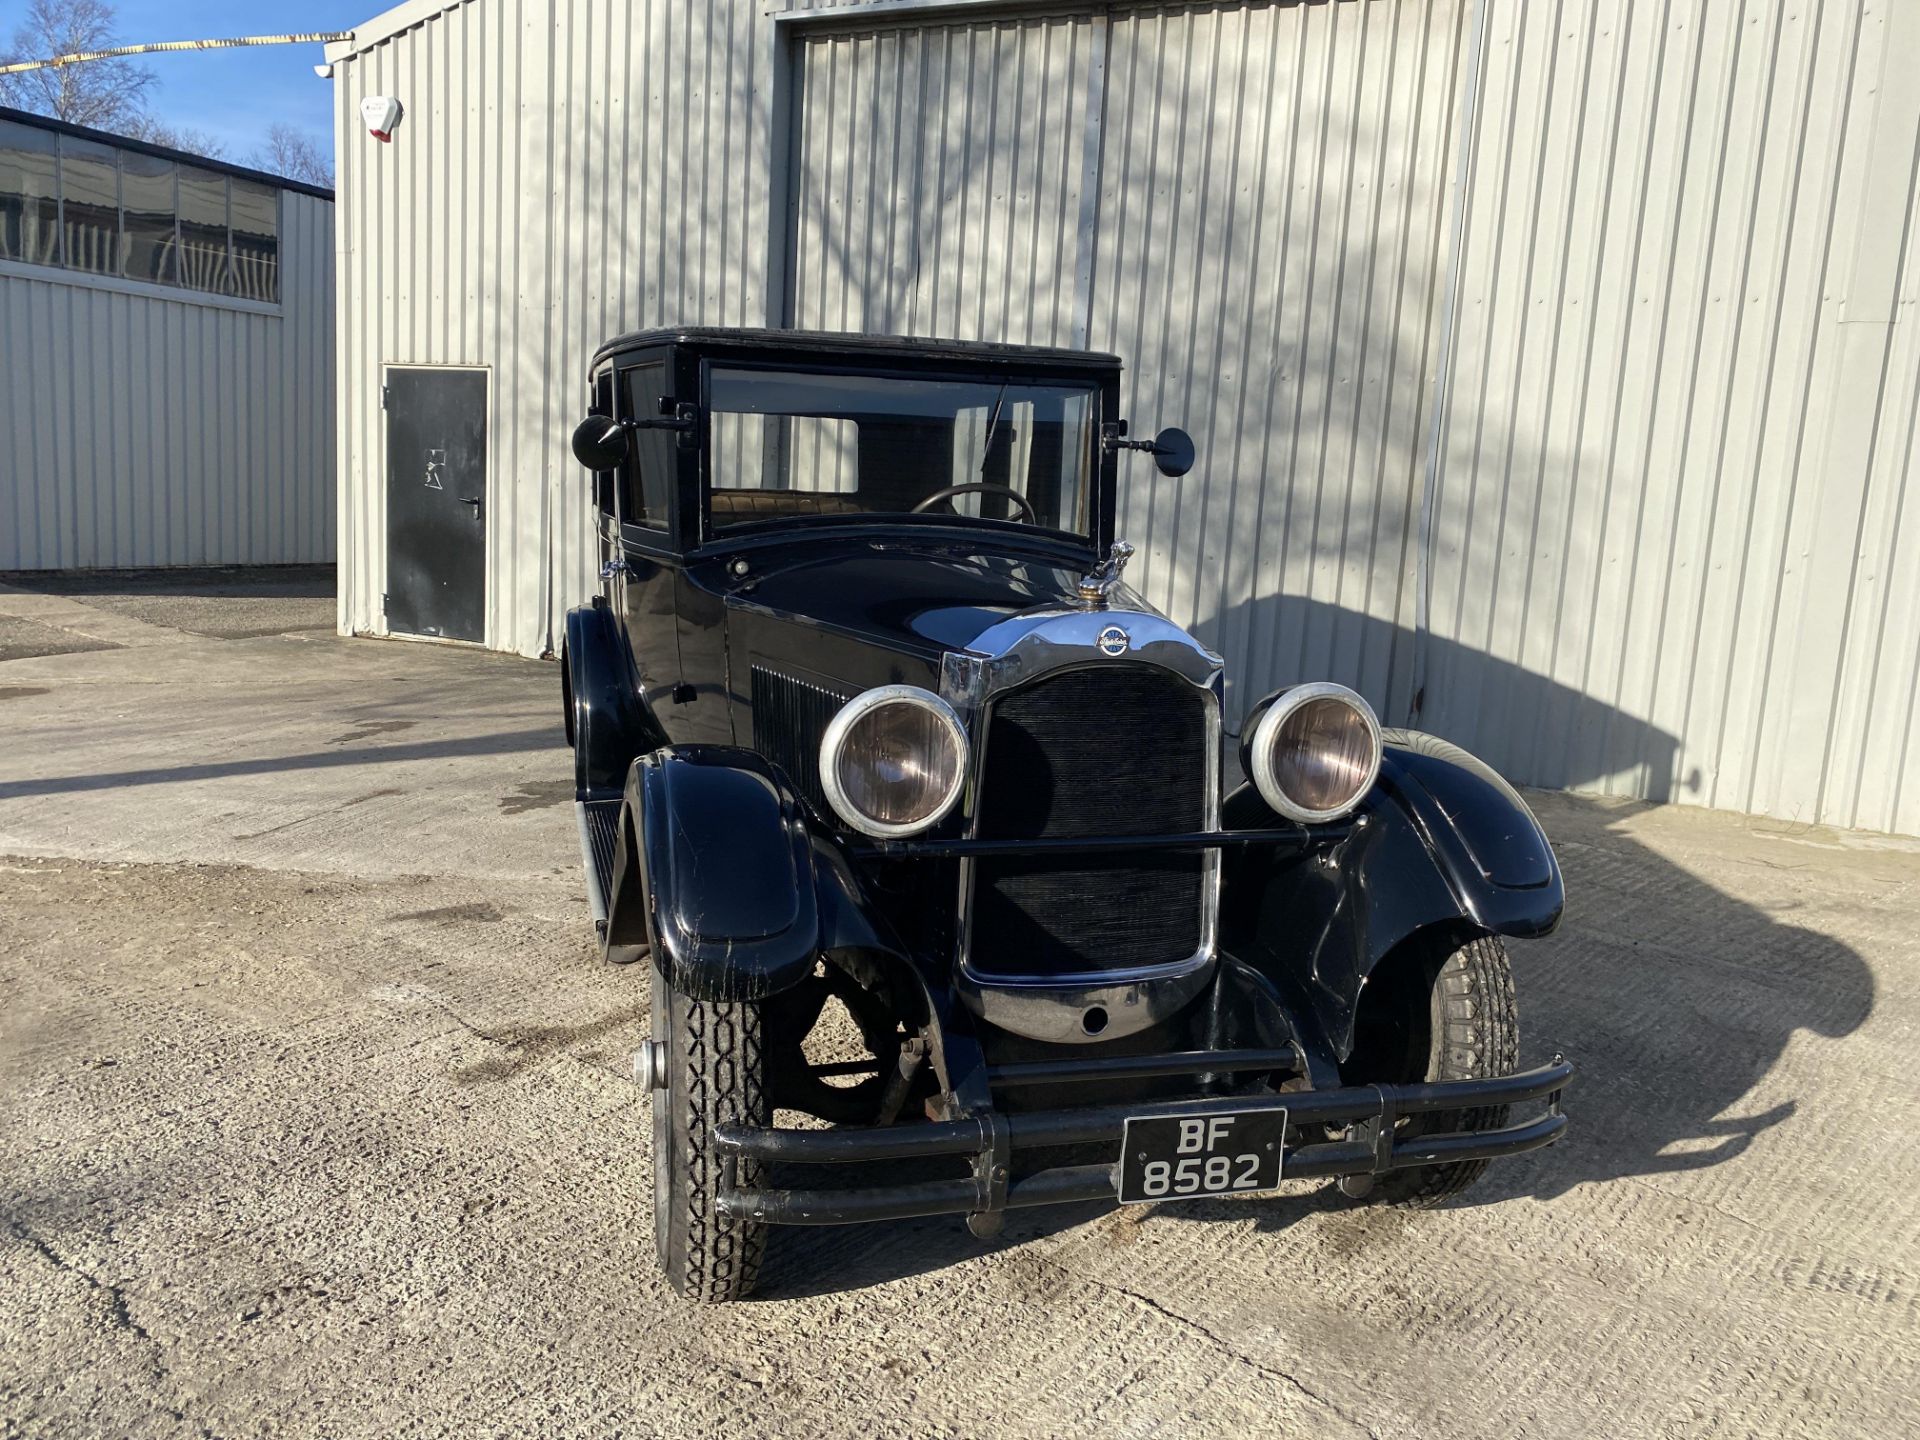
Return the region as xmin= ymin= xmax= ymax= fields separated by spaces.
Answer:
xmin=751 ymin=666 xmax=854 ymax=817
xmin=969 ymin=665 xmax=1209 ymax=979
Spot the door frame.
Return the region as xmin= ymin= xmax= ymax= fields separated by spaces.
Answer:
xmin=380 ymin=360 xmax=493 ymax=647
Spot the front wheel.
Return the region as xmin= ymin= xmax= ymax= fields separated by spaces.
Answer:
xmin=1343 ymin=932 xmax=1519 ymax=1208
xmin=651 ymin=983 xmax=770 ymax=1301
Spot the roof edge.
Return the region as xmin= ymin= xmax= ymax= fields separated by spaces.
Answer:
xmin=326 ymin=0 xmax=477 ymax=62
xmin=0 ymin=106 xmax=334 ymax=201
xmin=590 ymin=326 xmax=1123 ymax=372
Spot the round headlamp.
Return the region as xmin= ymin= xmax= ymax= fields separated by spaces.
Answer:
xmin=1242 ymin=682 xmax=1383 ymax=823
xmin=819 ymin=685 xmax=967 ymax=838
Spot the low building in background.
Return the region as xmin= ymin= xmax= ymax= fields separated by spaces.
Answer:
xmin=0 ymin=106 xmax=334 ymax=572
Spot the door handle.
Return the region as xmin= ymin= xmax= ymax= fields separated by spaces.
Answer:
xmin=457 ymin=496 xmax=483 ymax=507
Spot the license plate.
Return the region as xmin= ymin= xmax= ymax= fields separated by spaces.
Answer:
xmin=1116 ymin=1109 xmax=1289 ymax=1204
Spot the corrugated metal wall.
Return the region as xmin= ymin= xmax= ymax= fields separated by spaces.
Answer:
xmin=1422 ymin=0 xmax=1920 ymax=835
xmin=334 ymin=0 xmax=1920 ymax=834
xmin=334 ymin=0 xmax=815 ymax=650
xmin=1092 ymin=1 xmax=1467 ymax=722
xmin=0 ymin=189 xmax=335 ymax=569
xmin=787 ymin=3 xmax=1466 ymax=723
xmin=788 ymin=14 xmax=1104 ymax=344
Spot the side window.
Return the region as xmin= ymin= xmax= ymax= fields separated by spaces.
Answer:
xmin=790 ymin=417 xmax=860 ymax=492
xmin=618 ymin=363 xmax=674 ymax=530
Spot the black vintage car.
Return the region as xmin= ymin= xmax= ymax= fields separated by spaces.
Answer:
xmin=561 ymin=328 xmax=1571 ymax=1302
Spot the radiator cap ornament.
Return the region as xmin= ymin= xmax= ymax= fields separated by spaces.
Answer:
xmin=1076 ymin=540 xmax=1136 ymax=607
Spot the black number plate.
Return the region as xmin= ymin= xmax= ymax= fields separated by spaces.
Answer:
xmin=1116 ymin=1109 xmax=1289 ymax=1204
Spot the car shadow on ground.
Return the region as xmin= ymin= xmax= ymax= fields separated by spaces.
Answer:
xmin=1193 ymin=598 xmax=1878 ymax=1210
xmin=1463 ymin=792 xmax=1874 ymax=1207
xmin=759 ymin=1202 xmax=1113 ymax=1300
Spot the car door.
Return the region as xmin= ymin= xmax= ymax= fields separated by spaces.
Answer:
xmin=610 ymin=360 xmax=684 ymax=730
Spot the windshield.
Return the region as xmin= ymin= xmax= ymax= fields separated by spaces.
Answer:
xmin=705 ymin=365 xmax=1098 ymax=536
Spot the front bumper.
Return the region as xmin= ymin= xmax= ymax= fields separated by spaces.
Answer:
xmin=715 ymin=1056 xmax=1573 ymax=1226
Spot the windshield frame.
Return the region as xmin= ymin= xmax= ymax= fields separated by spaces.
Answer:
xmin=694 ymin=356 xmax=1107 ymax=550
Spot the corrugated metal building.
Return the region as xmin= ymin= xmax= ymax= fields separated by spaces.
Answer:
xmin=0 ymin=108 xmax=336 ymax=570
xmin=327 ymin=0 xmax=1920 ymax=836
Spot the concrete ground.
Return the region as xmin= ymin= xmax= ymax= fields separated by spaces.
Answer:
xmin=1 ymin=571 xmax=1915 ymax=1439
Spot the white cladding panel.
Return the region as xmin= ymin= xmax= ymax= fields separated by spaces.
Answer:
xmin=1421 ymin=0 xmax=1920 ymax=835
xmin=0 ymin=189 xmax=334 ymax=569
xmin=334 ymin=0 xmax=822 ymax=649
xmin=1091 ymin=1 xmax=1468 ymax=722
xmin=334 ymin=0 xmax=1920 ymax=833
xmin=789 ymin=14 xmax=1102 ymax=344
xmin=787 ymin=1 xmax=1468 ymax=723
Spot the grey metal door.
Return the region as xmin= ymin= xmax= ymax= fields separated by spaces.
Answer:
xmin=385 ymin=367 xmax=487 ymax=641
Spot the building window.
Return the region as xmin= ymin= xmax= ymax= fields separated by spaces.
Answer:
xmin=0 ymin=117 xmax=280 ymax=303
xmin=0 ymin=124 xmax=58 ymax=265
xmin=59 ymin=138 xmax=118 ymax=275
xmin=229 ymin=179 xmax=278 ymax=303
xmin=120 ymin=151 xmax=176 ymax=285
xmin=177 ymin=165 xmax=232 ymax=294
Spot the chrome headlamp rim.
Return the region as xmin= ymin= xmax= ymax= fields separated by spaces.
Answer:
xmin=819 ymin=684 xmax=969 ymax=839
xmin=1247 ymin=681 xmax=1383 ymax=824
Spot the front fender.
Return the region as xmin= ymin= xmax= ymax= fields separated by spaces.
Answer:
xmin=608 ymin=746 xmax=817 ymax=1000
xmin=605 ymin=745 xmax=924 ymax=1004
xmin=562 ymin=600 xmax=665 ymax=800
xmin=1220 ymin=729 xmax=1563 ymax=1059
xmin=1372 ymin=729 xmax=1565 ymax=935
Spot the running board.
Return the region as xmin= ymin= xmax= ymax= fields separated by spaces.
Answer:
xmin=575 ymin=798 xmax=622 ymax=938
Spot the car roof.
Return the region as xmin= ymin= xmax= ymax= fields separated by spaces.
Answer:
xmin=590 ymin=326 xmax=1121 ymax=373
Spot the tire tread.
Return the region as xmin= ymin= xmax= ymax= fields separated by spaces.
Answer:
xmin=1369 ymin=933 xmax=1518 ymax=1209
xmin=664 ymin=991 xmax=768 ymax=1302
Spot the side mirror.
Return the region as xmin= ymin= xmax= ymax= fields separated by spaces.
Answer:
xmin=1149 ymin=427 xmax=1195 ymax=478
xmin=1108 ymin=422 xmax=1197 ymax=477
xmin=571 ymin=413 xmax=628 ymax=472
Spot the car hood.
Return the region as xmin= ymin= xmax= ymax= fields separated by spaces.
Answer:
xmin=724 ymin=540 xmax=1143 ymax=658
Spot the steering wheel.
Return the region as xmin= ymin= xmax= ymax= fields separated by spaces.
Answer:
xmin=909 ymin=482 xmax=1036 ymax=521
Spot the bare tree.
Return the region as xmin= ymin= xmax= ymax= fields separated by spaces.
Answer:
xmin=249 ymin=123 xmax=332 ymax=187
xmin=0 ymin=0 xmax=155 ymax=130
xmin=0 ymin=0 xmax=239 ymax=162
xmin=120 ymin=114 xmax=227 ymax=158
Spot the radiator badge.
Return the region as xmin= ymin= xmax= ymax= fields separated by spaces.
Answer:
xmin=1076 ymin=540 xmax=1136 ymax=607
xmin=1097 ymin=624 xmax=1130 ymax=657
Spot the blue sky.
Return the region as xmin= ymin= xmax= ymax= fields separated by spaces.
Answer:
xmin=2 ymin=1 xmax=370 ymax=161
